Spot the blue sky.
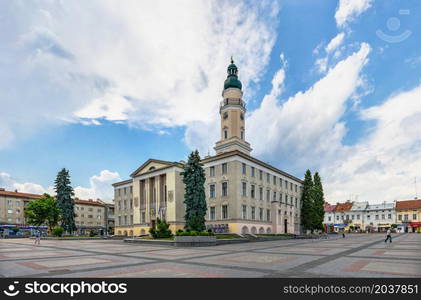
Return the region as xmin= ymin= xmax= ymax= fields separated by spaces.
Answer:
xmin=0 ymin=0 xmax=420 ymax=203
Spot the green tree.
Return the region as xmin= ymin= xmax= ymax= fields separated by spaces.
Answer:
xmin=312 ymin=172 xmax=325 ymax=231
xmin=24 ymin=193 xmax=61 ymax=232
xmin=55 ymin=168 xmax=76 ymax=234
xmin=182 ymin=150 xmax=207 ymax=231
xmin=301 ymin=169 xmax=315 ymax=233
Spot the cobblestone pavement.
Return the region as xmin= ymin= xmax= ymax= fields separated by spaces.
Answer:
xmin=1 ymin=233 xmax=420 ymax=278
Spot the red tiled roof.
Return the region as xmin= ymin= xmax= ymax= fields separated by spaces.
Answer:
xmin=0 ymin=190 xmax=42 ymax=199
xmin=334 ymin=201 xmax=353 ymax=212
xmin=324 ymin=204 xmax=336 ymax=212
xmin=0 ymin=190 xmax=104 ymax=206
xmin=396 ymin=199 xmax=421 ymax=210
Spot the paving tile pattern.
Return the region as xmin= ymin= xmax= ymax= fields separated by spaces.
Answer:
xmin=0 ymin=233 xmax=420 ymax=278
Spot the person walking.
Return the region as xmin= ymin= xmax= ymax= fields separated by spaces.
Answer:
xmin=34 ymin=230 xmax=41 ymax=245
xmin=384 ymin=228 xmax=392 ymax=243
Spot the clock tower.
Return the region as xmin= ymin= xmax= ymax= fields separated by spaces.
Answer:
xmin=214 ymin=58 xmax=252 ymax=155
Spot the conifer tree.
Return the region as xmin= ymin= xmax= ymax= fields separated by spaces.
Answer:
xmin=312 ymin=172 xmax=325 ymax=231
xmin=182 ymin=150 xmax=207 ymax=231
xmin=54 ymin=168 xmax=76 ymax=234
xmin=301 ymin=169 xmax=315 ymax=233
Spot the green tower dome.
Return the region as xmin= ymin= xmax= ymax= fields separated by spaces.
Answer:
xmin=224 ymin=57 xmax=242 ymax=90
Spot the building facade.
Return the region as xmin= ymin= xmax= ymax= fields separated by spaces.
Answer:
xmin=396 ymin=199 xmax=421 ymax=233
xmin=112 ymin=60 xmax=303 ymax=236
xmin=0 ymin=189 xmax=113 ymax=235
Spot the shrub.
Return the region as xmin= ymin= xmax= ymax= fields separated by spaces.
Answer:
xmin=52 ymin=226 xmax=64 ymax=237
xmin=149 ymin=218 xmax=172 ymax=239
xmin=12 ymin=228 xmax=19 ymax=233
xmin=89 ymin=231 xmax=97 ymax=237
xmin=175 ymin=230 xmax=213 ymax=236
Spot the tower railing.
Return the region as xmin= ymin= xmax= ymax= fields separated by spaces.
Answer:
xmin=220 ymin=98 xmax=246 ymax=109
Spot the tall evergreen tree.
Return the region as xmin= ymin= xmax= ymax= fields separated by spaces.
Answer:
xmin=181 ymin=150 xmax=207 ymax=231
xmin=301 ymin=169 xmax=315 ymax=233
xmin=54 ymin=168 xmax=76 ymax=234
xmin=312 ymin=172 xmax=325 ymax=231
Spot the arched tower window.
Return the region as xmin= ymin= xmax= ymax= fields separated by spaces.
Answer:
xmin=223 ymin=128 xmax=228 ymax=139
xmin=240 ymin=128 xmax=244 ymax=140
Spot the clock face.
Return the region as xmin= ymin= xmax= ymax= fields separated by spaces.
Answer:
xmin=223 ymin=112 xmax=228 ymax=119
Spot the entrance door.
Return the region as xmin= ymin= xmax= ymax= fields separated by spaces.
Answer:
xmin=284 ymin=219 xmax=288 ymax=234
xmin=151 ymin=220 xmax=156 ymax=229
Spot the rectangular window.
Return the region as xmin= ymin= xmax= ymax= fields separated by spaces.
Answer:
xmin=290 ymin=182 xmax=293 ymax=190
xmin=398 ymin=215 xmax=402 ymax=221
xmin=336 ymin=216 xmax=339 ymax=221
xmin=266 ymin=173 xmax=270 ymax=182
xmin=285 ymin=195 xmax=288 ymax=204
xmin=130 ymin=215 xmax=133 ymax=224
xmin=375 ymin=215 xmax=379 ymax=220
xmin=266 ymin=189 xmax=270 ymax=202
xmin=404 ymin=214 xmax=408 ymax=221
xmin=273 ymin=191 xmax=276 ymax=202
xmin=295 ymin=184 xmax=297 ymax=192
xmin=279 ymin=178 xmax=282 ymax=187
xmin=259 ymin=170 xmax=263 ymax=180
xmin=351 ymin=215 xmax=355 ymax=220
xmin=242 ymin=205 xmax=247 ymax=219
xmin=251 ymin=167 xmax=255 ymax=177
xmin=357 ymin=214 xmax=360 ymax=220
xmin=124 ymin=216 xmax=127 ymax=225
xmin=7 ymin=200 xmax=12 ymax=206
xmin=210 ymin=207 xmax=215 ymax=220
xmin=285 ymin=180 xmax=288 ymax=188
xmin=222 ymin=163 xmax=228 ymax=174
xmin=242 ymin=182 xmax=247 ymax=197
xmin=259 ymin=208 xmax=263 ymax=221
xmin=124 ymin=187 xmax=127 ymax=195
xmin=210 ymin=166 xmax=215 ymax=177
xmin=267 ymin=209 xmax=270 ymax=221
xmin=88 ymin=215 xmax=93 ymax=218
xmin=251 ymin=185 xmax=255 ymax=199
xmin=367 ymin=215 xmax=371 ymax=219
xmin=279 ymin=193 xmax=283 ymax=203
xmin=222 ymin=205 xmax=228 ymax=219
xmin=242 ymin=163 xmax=246 ymax=175
xmin=118 ymin=216 xmax=121 ymax=225
xmin=130 ymin=186 xmax=133 ymax=194
xmin=295 ymin=198 xmax=298 ymax=207
xmin=328 ymin=216 xmax=331 ymax=222
xmin=259 ymin=187 xmax=263 ymax=200
xmin=388 ymin=214 xmax=392 ymax=219
xmin=413 ymin=214 xmax=417 ymax=220
xmin=273 ymin=176 xmax=276 ymax=185
xmin=210 ymin=184 xmax=216 ymax=198
xmin=222 ymin=182 xmax=228 ymax=197
xmin=141 ymin=212 xmax=145 ymax=223
xmin=382 ymin=214 xmax=385 ymax=220
xmin=251 ymin=207 xmax=255 ymax=220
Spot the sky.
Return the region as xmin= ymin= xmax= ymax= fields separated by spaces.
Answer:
xmin=0 ymin=0 xmax=420 ymax=204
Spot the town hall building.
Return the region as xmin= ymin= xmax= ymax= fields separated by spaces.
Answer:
xmin=112 ymin=59 xmax=303 ymax=236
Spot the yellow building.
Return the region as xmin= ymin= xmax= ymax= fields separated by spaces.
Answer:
xmin=396 ymin=199 xmax=421 ymax=233
xmin=112 ymin=59 xmax=303 ymax=236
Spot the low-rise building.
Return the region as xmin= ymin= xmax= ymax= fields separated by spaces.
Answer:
xmin=365 ymin=202 xmax=395 ymax=232
xmin=0 ymin=189 xmax=111 ymax=235
xmin=396 ymin=199 xmax=421 ymax=233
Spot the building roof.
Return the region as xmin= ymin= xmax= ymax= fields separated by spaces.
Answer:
xmin=334 ymin=201 xmax=353 ymax=212
xmin=350 ymin=201 xmax=369 ymax=211
xmin=366 ymin=202 xmax=394 ymax=211
xmin=0 ymin=189 xmax=107 ymax=206
xmin=201 ymin=150 xmax=303 ymax=183
xmin=128 ymin=159 xmax=184 ymax=178
xmin=0 ymin=190 xmax=41 ymax=199
xmin=324 ymin=203 xmax=336 ymax=212
xmin=396 ymin=199 xmax=421 ymax=210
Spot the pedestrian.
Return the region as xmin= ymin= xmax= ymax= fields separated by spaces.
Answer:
xmin=384 ymin=228 xmax=392 ymax=243
xmin=34 ymin=230 xmax=41 ymax=245
xmin=342 ymin=232 xmax=345 ymax=238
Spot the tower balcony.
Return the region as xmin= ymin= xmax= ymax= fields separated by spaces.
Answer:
xmin=220 ymin=98 xmax=246 ymax=112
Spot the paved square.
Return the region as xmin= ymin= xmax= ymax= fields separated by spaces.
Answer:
xmin=0 ymin=233 xmax=420 ymax=277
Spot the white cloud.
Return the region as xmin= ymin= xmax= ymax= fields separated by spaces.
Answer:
xmin=326 ymin=32 xmax=345 ymax=53
xmin=0 ymin=172 xmax=54 ymax=195
xmin=247 ymin=43 xmax=371 ymax=169
xmin=0 ymin=0 xmax=280 ymax=149
xmin=335 ymin=0 xmax=373 ymax=27
xmin=323 ymin=85 xmax=421 ymax=203
xmin=0 ymin=170 xmax=120 ymax=201
xmin=74 ymin=170 xmax=121 ymax=201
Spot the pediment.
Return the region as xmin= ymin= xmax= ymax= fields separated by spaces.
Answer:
xmin=130 ymin=159 xmax=174 ymax=177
